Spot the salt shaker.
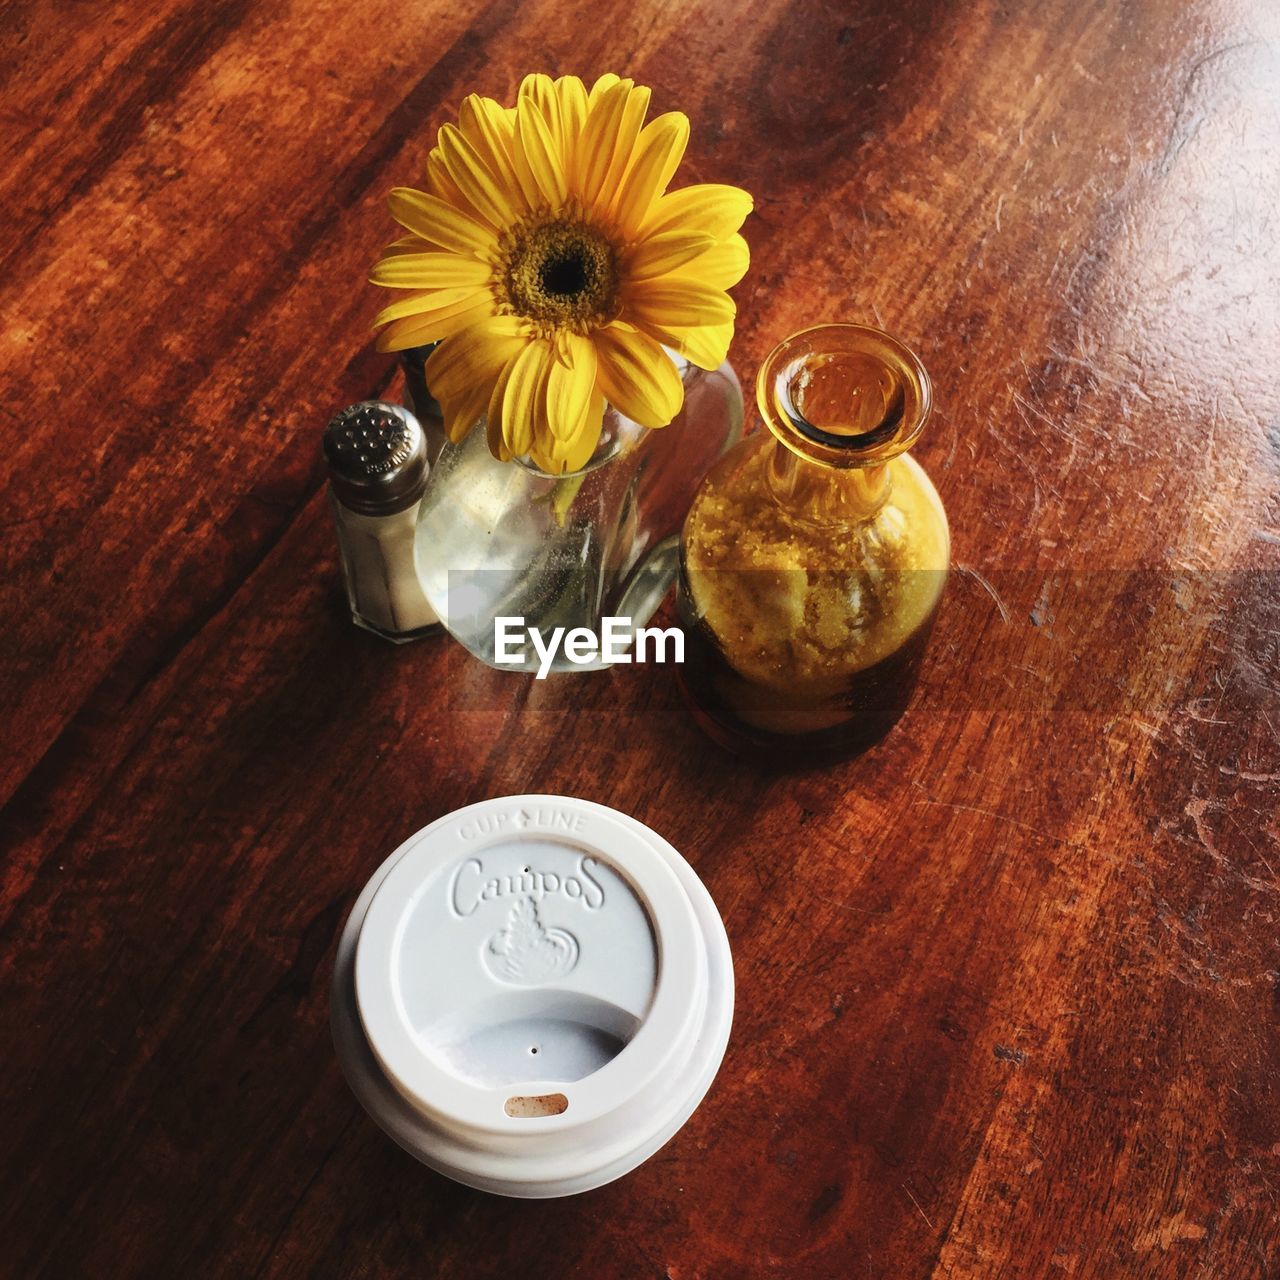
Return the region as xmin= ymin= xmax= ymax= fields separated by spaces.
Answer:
xmin=323 ymin=401 xmax=440 ymax=642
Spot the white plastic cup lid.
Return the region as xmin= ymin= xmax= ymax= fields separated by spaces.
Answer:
xmin=330 ymin=795 xmax=734 ymax=1197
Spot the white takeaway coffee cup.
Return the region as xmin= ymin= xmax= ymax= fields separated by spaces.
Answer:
xmin=330 ymin=795 xmax=734 ymax=1197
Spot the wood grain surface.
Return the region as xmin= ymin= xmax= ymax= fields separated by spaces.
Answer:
xmin=3 ymin=1 xmax=1279 ymax=1276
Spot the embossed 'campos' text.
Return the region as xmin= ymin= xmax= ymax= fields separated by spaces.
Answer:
xmin=449 ymin=855 xmax=606 ymax=918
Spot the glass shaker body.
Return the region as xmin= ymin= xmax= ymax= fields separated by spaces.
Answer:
xmin=330 ymin=494 xmax=439 ymax=642
xmin=324 ymin=401 xmax=441 ymax=643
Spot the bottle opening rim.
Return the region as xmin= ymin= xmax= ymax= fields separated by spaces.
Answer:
xmin=756 ymin=323 xmax=932 ymax=468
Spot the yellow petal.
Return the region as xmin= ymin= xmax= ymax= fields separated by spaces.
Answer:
xmin=456 ymin=96 xmax=526 ymax=214
xmin=387 ymin=188 xmax=496 ymax=257
xmin=440 ymin=376 xmax=492 ymax=444
xmin=519 ymin=73 xmax=564 ymax=151
xmin=642 ymin=183 xmax=753 ymax=240
xmin=682 ymin=323 xmax=733 ymax=369
xmin=374 ymin=294 xmax=496 ymax=352
xmin=436 ymin=123 xmax=519 ymax=230
xmin=496 ymin=338 xmax=554 ymax=458
xmin=485 ymin=363 xmax=515 ymax=461
xmin=503 ymin=103 xmax=544 ymax=209
xmin=379 ymin=234 xmax=429 ymax=256
xmin=587 ymin=73 xmax=623 ymax=108
xmin=369 ymin=251 xmax=492 ymax=288
xmin=372 ymin=284 xmax=483 ymax=328
xmin=625 ymin=229 xmax=716 ymax=281
xmin=537 ymin=385 xmax=605 ymax=472
xmin=592 ymin=324 xmax=685 ymax=428
xmin=660 ymin=321 xmax=735 ymax=371
xmin=544 ymin=333 xmax=597 ymax=442
xmin=598 ymin=83 xmax=651 ymax=210
xmin=568 ymin=388 xmax=607 ymax=470
xmin=516 ymin=97 xmax=568 ymax=206
xmin=612 ymin=112 xmax=689 ymax=235
xmin=674 ymin=232 xmax=750 ymax=289
xmin=424 ymin=315 xmax=526 ymax=401
xmin=485 ymin=420 xmax=510 ymax=460
xmin=625 ymin=277 xmax=736 ymax=329
xmin=555 ymin=75 xmax=588 ymax=151
xmin=576 ymin=78 xmax=633 ymax=207
xmin=425 ymin=149 xmax=466 ymax=208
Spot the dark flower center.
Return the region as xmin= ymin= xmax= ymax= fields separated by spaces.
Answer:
xmin=499 ymin=216 xmax=619 ymax=331
xmin=540 ymin=250 xmax=589 ymax=299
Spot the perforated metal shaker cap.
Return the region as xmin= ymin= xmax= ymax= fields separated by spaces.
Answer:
xmin=323 ymin=401 xmax=427 ymax=515
xmin=330 ymin=795 xmax=735 ymax=1198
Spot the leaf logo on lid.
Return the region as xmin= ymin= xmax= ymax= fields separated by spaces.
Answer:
xmin=485 ymin=897 xmax=580 ymax=985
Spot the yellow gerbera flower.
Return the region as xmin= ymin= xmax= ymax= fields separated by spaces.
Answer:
xmin=370 ymin=72 xmax=752 ymax=473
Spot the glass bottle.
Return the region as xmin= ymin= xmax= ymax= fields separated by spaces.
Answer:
xmin=324 ymin=401 xmax=441 ymax=643
xmin=676 ymin=324 xmax=949 ymax=763
xmin=413 ymin=357 xmax=743 ymax=673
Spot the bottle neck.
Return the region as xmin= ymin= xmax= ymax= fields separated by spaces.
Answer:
xmin=765 ymin=440 xmax=891 ymax=525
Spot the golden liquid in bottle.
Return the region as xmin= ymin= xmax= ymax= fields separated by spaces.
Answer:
xmin=677 ymin=575 xmax=941 ymax=764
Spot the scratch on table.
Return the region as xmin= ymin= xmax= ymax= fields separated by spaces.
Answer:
xmin=902 ymin=1184 xmax=935 ymax=1230
xmin=1132 ymin=1209 xmax=1208 ymax=1252
xmin=818 ymin=896 xmax=891 ymax=916
xmin=1045 ymin=344 xmax=1154 ymax=404
xmin=910 ymin=784 xmax=1070 ymax=843
xmin=956 ymin=565 xmax=1010 ymax=623
xmin=1182 ymin=797 xmax=1278 ymax=896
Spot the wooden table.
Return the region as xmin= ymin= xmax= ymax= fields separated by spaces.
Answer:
xmin=3 ymin=1 xmax=1278 ymax=1276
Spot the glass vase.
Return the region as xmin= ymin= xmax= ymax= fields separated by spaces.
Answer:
xmin=413 ymin=357 xmax=743 ymax=673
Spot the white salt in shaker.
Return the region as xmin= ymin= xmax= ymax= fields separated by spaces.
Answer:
xmin=323 ymin=401 xmax=440 ymax=643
